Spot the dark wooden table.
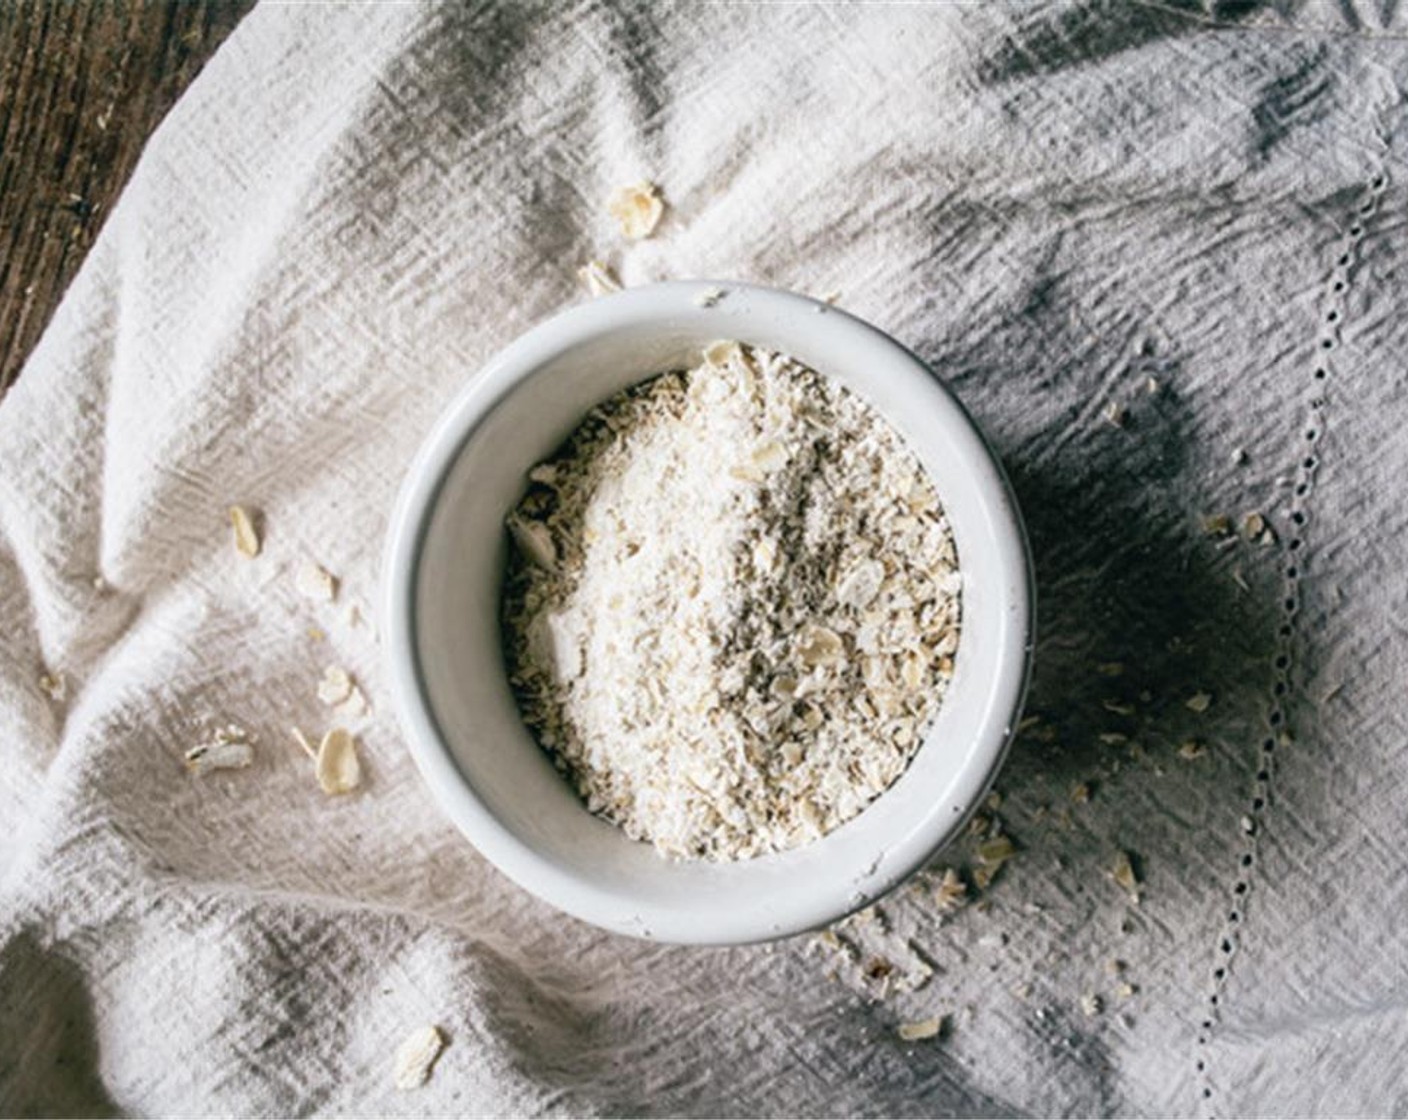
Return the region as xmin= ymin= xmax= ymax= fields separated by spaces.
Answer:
xmin=0 ymin=0 xmax=253 ymax=396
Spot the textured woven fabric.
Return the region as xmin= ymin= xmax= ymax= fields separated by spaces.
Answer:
xmin=3 ymin=2 xmax=1408 ymax=1115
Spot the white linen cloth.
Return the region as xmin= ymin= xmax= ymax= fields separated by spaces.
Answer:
xmin=3 ymin=2 xmax=1408 ymax=1114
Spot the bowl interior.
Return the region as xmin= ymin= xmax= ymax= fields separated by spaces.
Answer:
xmin=399 ymin=282 xmax=1030 ymax=943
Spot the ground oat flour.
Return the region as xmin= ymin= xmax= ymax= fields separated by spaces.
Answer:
xmin=502 ymin=342 xmax=961 ymax=860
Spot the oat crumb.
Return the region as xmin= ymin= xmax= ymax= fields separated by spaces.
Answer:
xmin=897 ymin=1016 xmax=944 ymax=1042
xmin=295 ymin=561 xmax=337 ymax=603
xmin=185 ymin=725 xmax=254 ymax=774
xmin=229 ymin=505 xmax=261 ymax=558
xmin=1243 ymin=511 xmax=1276 ymax=546
xmin=607 ymin=181 xmax=664 ymax=240
xmin=38 ymin=670 xmax=67 ymax=702
xmin=1111 ymin=850 xmax=1140 ymax=893
xmin=578 ymin=259 xmax=622 ymax=297
xmin=1185 ymin=691 xmax=1213 ymax=713
xmin=393 ymin=1025 xmax=446 ymax=1090
xmin=317 ymin=665 xmax=354 ymax=706
xmin=1080 ymin=993 xmax=1103 ymax=1017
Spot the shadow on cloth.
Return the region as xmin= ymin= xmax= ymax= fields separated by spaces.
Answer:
xmin=0 ymin=930 xmax=118 ymax=1118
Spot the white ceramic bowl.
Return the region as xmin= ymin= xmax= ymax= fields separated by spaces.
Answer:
xmin=383 ymin=280 xmax=1033 ymax=945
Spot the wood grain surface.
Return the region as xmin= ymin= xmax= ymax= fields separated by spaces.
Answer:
xmin=0 ymin=0 xmax=253 ymax=396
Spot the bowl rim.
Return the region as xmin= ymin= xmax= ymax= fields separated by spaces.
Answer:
xmin=382 ymin=279 xmax=1034 ymax=944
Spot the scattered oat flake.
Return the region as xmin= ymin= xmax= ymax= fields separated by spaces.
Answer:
xmin=317 ymin=665 xmax=354 ymax=706
xmin=315 ymin=727 xmax=361 ymax=795
xmin=1145 ymin=376 xmax=1160 ymax=394
xmin=850 ymin=905 xmax=886 ymax=932
xmin=229 ymin=505 xmax=261 ymax=558
xmin=1115 ymin=981 xmax=1138 ymax=1000
xmin=507 ymin=513 xmax=556 ymax=570
xmin=1111 ymin=850 xmax=1140 ymax=892
xmin=702 ymin=338 xmax=742 ymax=368
xmin=1240 ymin=815 xmax=1256 ymax=835
xmin=977 ymin=835 xmax=1016 ymax=866
xmin=897 ymin=958 xmax=934 ymax=994
xmin=578 ymin=259 xmax=622 ymax=297
xmin=1102 ymin=698 xmax=1135 ymax=716
xmin=1080 ymin=993 xmax=1103 ymax=1017
xmin=393 ymin=1025 xmax=446 ymax=1091
xmin=335 ymin=684 xmax=370 ymax=720
xmin=897 ymin=1016 xmax=943 ymax=1042
xmin=1099 ymin=732 xmax=1129 ymax=746
xmin=296 ymin=561 xmax=337 ymax=602
xmin=185 ymin=726 xmax=254 ymax=774
xmin=1202 ymin=514 xmax=1233 ymax=538
xmin=1105 ymin=958 xmax=1126 ymax=975
xmin=1096 ymin=661 xmax=1125 ymax=677
xmin=1102 ymin=402 xmax=1126 ymax=427
xmin=1071 ymin=782 xmax=1091 ymax=804
xmin=1185 ymin=691 xmax=1213 ymax=713
xmin=694 ymin=286 xmax=725 ymax=308
xmin=934 ymin=868 xmax=967 ymax=911
xmin=1232 ymin=447 xmax=1248 ymax=466
xmin=607 ymin=181 xmax=664 ymax=240
xmin=38 ymin=670 xmax=67 ymax=702
xmin=1178 ymin=739 xmax=1206 ymax=760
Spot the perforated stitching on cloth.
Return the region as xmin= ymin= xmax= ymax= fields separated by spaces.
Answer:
xmin=1193 ymin=170 xmax=1388 ymax=1115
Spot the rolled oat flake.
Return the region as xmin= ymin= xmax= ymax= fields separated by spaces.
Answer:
xmin=502 ymin=343 xmax=961 ymax=861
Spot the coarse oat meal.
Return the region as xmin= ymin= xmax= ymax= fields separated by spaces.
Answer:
xmin=502 ymin=342 xmax=961 ymax=860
